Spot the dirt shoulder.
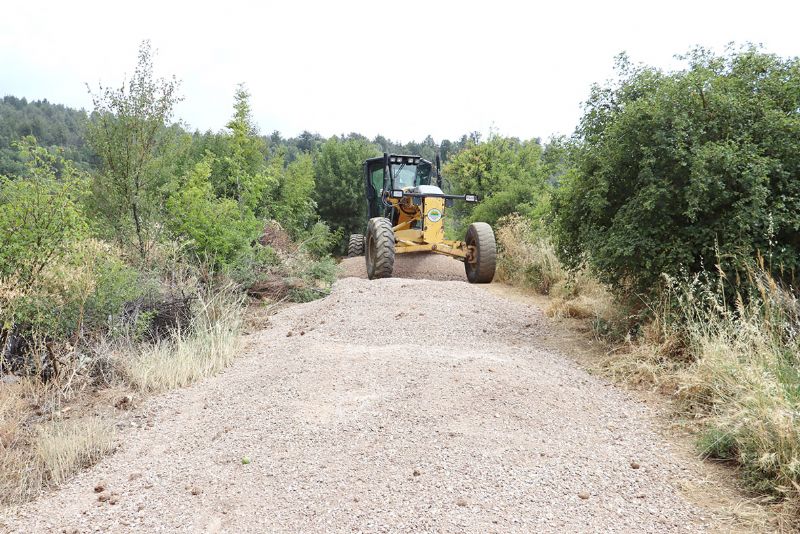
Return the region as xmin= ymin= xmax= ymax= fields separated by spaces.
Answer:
xmin=0 ymin=255 xmax=756 ymax=532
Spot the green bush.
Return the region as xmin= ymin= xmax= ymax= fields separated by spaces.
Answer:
xmin=554 ymin=47 xmax=800 ymax=295
xmin=7 ymin=240 xmax=141 ymax=340
xmin=287 ymin=256 xmax=338 ymax=302
xmin=166 ymin=156 xmax=262 ymax=271
xmin=0 ymin=138 xmax=88 ymax=291
xmin=298 ymin=221 xmax=341 ymax=258
xmin=443 ymin=135 xmax=553 ymax=232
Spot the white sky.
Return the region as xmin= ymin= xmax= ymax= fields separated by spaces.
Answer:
xmin=1 ymin=0 xmax=798 ymax=143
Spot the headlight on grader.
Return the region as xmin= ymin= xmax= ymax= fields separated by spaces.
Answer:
xmin=391 ymin=190 xmax=404 ymax=199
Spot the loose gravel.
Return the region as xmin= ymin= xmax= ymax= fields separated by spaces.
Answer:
xmin=0 ymin=255 xmax=717 ymax=533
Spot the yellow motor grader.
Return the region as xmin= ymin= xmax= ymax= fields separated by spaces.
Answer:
xmin=347 ymin=153 xmax=495 ymax=283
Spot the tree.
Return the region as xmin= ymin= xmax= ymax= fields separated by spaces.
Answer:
xmin=273 ymin=153 xmax=317 ymax=237
xmin=444 ymin=135 xmax=550 ymax=230
xmin=553 ymin=47 xmax=800 ymax=295
xmin=166 ymin=155 xmax=261 ymax=270
xmin=313 ymin=137 xmax=380 ymax=242
xmin=218 ymin=84 xmax=271 ymax=212
xmin=86 ymin=40 xmax=182 ymax=260
xmin=0 ymin=138 xmax=88 ymax=292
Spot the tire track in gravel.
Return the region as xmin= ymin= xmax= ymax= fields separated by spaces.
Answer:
xmin=0 ymin=255 xmax=722 ymax=533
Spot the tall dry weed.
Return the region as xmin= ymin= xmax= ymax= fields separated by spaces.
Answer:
xmin=124 ymin=284 xmax=244 ymax=392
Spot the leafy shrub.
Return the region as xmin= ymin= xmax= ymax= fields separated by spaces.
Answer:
xmin=554 ymin=47 xmax=800 ymax=296
xmin=298 ymin=221 xmax=342 ymax=258
xmin=166 ymin=156 xmax=262 ymax=271
xmin=287 ymin=255 xmax=338 ymax=302
xmin=10 ymin=240 xmax=141 ymax=339
xmin=0 ymin=138 xmax=88 ymax=292
xmin=444 ymin=135 xmax=553 ymax=231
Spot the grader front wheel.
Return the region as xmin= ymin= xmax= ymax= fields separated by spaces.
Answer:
xmin=464 ymin=222 xmax=496 ymax=284
xmin=365 ymin=217 xmax=395 ymax=279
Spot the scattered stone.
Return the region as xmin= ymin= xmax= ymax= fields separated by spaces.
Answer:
xmin=630 ymin=461 xmax=641 ymax=469
xmin=108 ymin=494 xmax=120 ymax=505
xmin=412 ymin=469 xmax=421 ymax=477
xmin=94 ymin=480 xmax=107 ymax=493
xmin=129 ymin=472 xmax=142 ymax=481
xmin=190 ymin=486 xmax=203 ymax=496
xmin=97 ymin=492 xmax=110 ymax=502
xmin=115 ymin=395 xmax=133 ymax=409
xmin=456 ymin=498 xmax=468 ymax=507
xmin=286 ymin=331 xmax=293 ymax=337
xmin=578 ymin=492 xmax=590 ymax=500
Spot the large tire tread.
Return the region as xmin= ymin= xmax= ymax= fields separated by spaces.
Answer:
xmin=347 ymin=234 xmax=365 ymax=257
xmin=465 ymin=222 xmax=496 ymax=284
xmin=366 ymin=218 xmax=395 ymax=279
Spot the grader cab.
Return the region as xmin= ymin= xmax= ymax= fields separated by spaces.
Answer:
xmin=347 ymin=153 xmax=496 ymax=283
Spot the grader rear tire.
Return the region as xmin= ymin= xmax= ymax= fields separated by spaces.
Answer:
xmin=347 ymin=234 xmax=365 ymax=257
xmin=464 ymin=222 xmax=496 ymax=284
xmin=365 ymin=217 xmax=395 ymax=280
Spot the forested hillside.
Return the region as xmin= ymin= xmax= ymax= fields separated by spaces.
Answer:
xmin=0 ymin=96 xmax=95 ymax=175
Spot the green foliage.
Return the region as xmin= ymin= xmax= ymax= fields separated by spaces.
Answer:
xmin=273 ymin=153 xmax=317 ymax=237
xmin=287 ymin=256 xmax=338 ymax=302
xmin=215 ymin=85 xmax=274 ymax=214
xmin=0 ymin=96 xmax=95 ymax=176
xmin=554 ymin=47 xmax=800 ymax=295
xmin=86 ymin=40 xmax=182 ymax=260
xmin=0 ymin=138 xmax=88 ymax=292
xmin=444 ymin=135 xmax=552 ymax=232
xmin=313 ymin=137 xmax=380 ymax=241
xmin=11 ymin=240 xmax=141 ymax=338
xmin=166 ymin=156 xmax=261 ymax=271
xmin=298 ymin=221 xmax=341 ymax=258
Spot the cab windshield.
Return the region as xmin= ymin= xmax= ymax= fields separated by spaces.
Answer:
xmin=391 ymin=162 xmax=432 ymax=189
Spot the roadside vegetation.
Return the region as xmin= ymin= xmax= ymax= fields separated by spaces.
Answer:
xmin=453 ymin=46 xmax=799 ymax=528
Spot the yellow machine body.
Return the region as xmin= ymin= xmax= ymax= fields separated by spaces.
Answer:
xmin=386 ymin=194 xmax=470 ymax=260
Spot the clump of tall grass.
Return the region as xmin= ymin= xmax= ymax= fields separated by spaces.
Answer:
xmin=496 ymin=215 xmax=616 ymax=326
xmin=0 ymin=378 xmax=114 ymax=504
xmin=496 ymin=214 xmax=565 ymax=294
xmin=124 ymin=284 xmax=244 ymax=392
xmin=661 ymin=263 xmax=800 ymax=506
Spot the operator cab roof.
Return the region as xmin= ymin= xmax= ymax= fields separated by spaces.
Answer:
xmin=365 ymin=154 xmax=432 ymax=166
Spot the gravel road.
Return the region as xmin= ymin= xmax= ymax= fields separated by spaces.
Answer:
xmin=1 ymin=255 xmax=717 ymax=533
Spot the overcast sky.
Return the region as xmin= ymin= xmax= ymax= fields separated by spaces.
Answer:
xmin=1 ymin=0 xmax=798 ymax=143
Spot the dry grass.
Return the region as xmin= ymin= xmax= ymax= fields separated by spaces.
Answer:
xmin=596 ymin=266 xmax=800 ymax=528
xmin=1 ymin=282 xmax=246 ymax=506
xmin=124 ymin=286 xmax=244 ymax=392
xmin=0 ymin=379 xmax=115 ymax=504
xmin=33 ymin=417 xmax=115 ymax=486
xmin=495 ymin=214 xmax=565 ymax=294
xmin=495 ymin=215 xmax=616 ymax=325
